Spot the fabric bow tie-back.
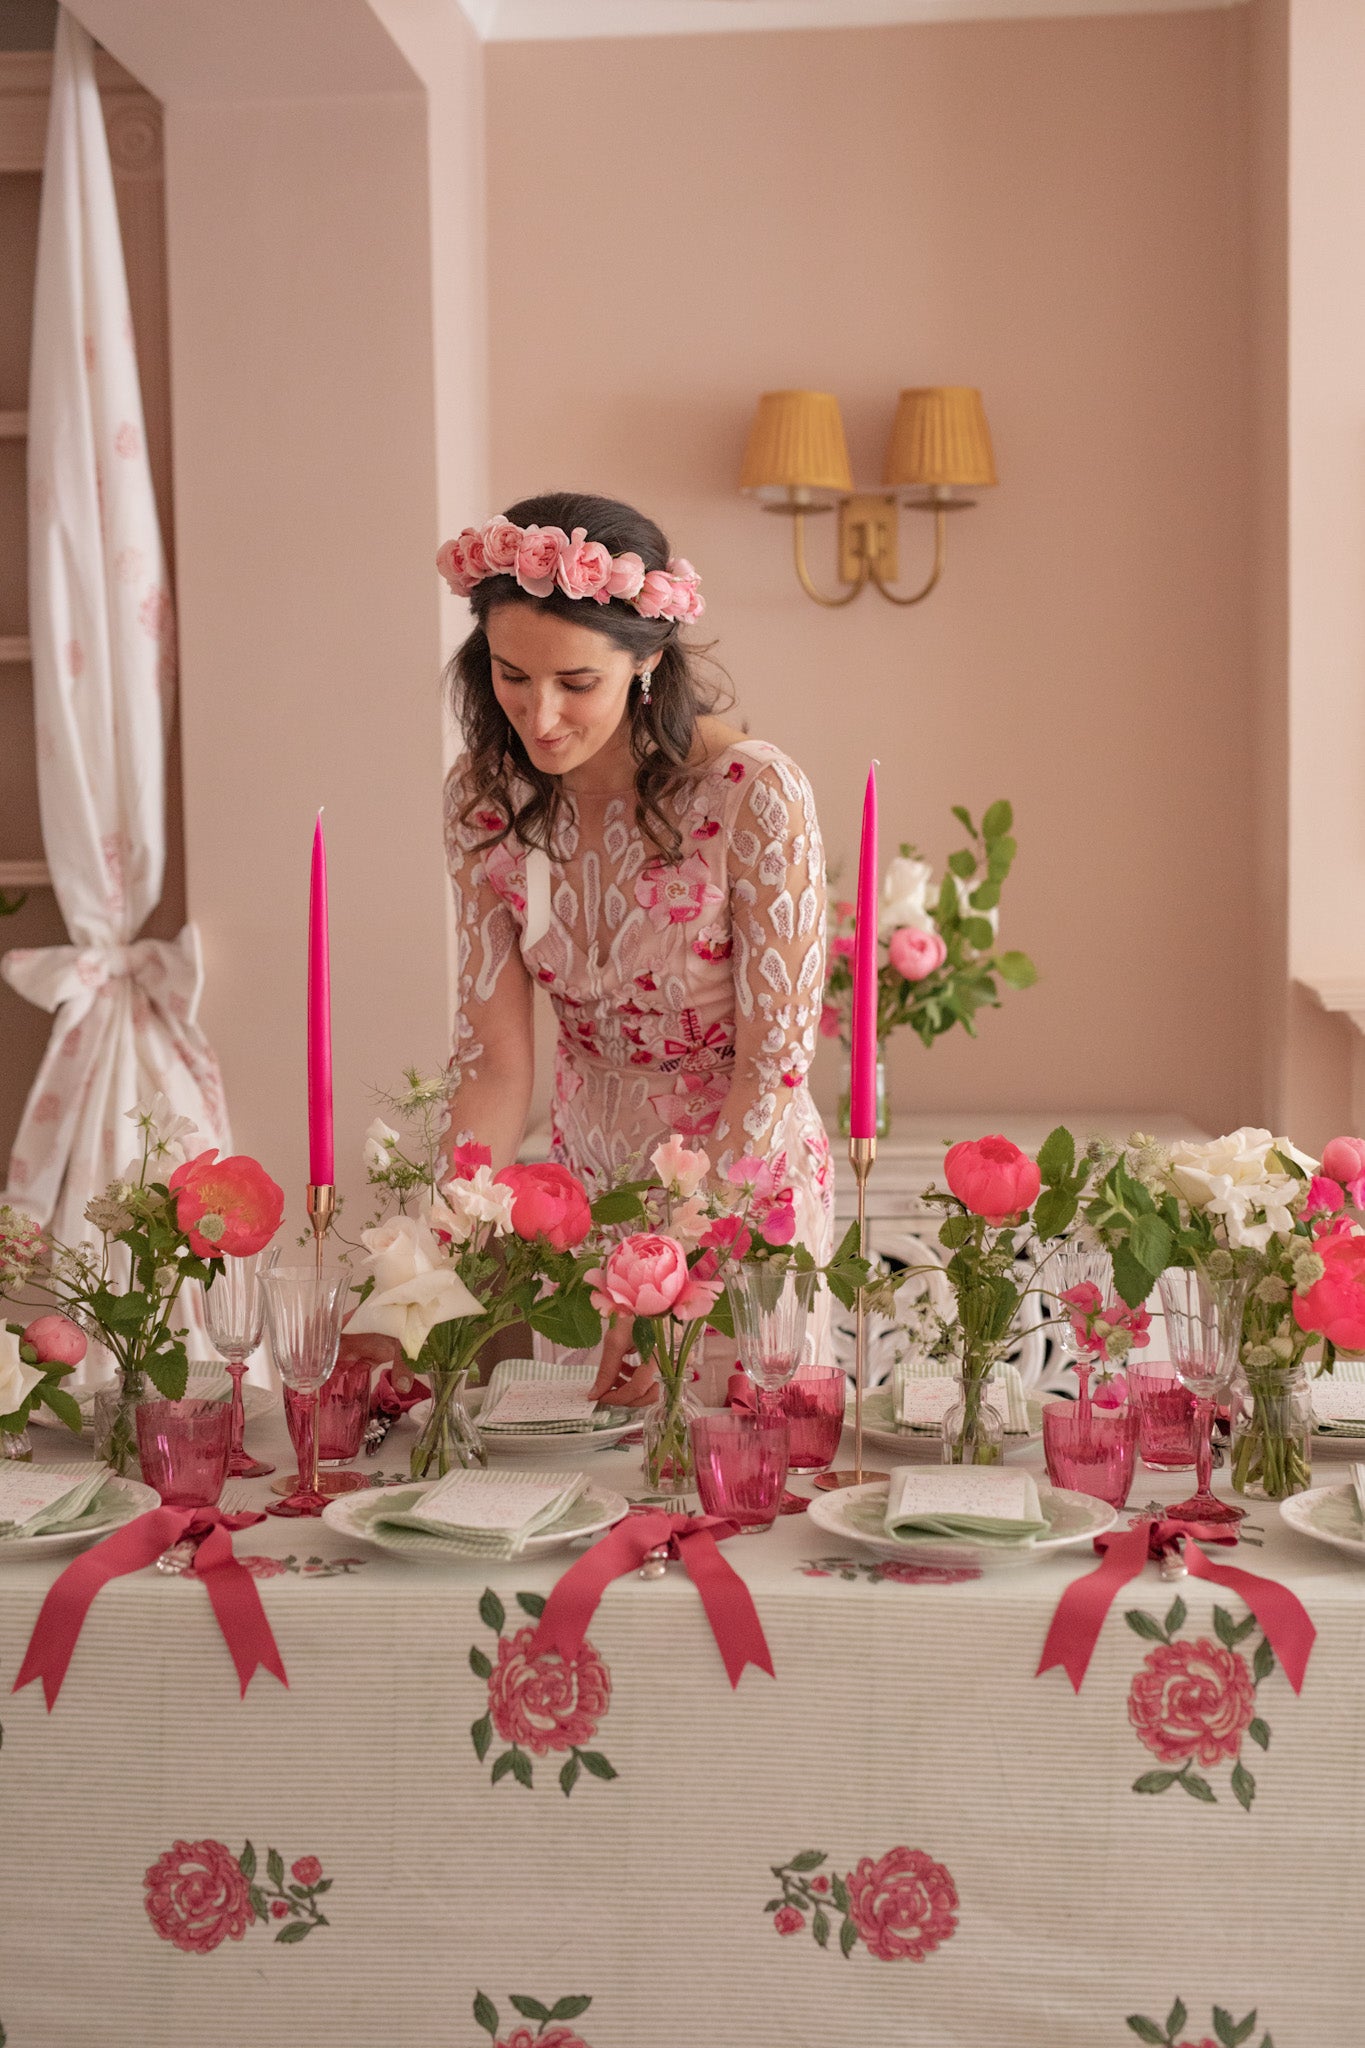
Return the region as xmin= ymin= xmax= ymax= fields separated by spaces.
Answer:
xmin=13 ymin=1508 xmax=288 ymax=1711
xmin=1036 ymin=1514 xmax=1316 ymax=1695
xmin=529 ymin=1510 xmax=774 ymax=1689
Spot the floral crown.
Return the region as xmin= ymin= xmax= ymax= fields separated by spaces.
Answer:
xmin=437 ymin=517 xmax=704 ymax=625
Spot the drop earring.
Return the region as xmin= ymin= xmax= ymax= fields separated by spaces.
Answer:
xmin=638 ymin=670 xmax=653 ymax=706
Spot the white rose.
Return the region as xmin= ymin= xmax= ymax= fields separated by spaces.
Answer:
xmin=363 ymin=1118 xmax=402 ymax=1174
xmin=345 ymin=1267 xmax=484 ymax=1360
xmin=1167 ymin=1127 xmax=1303 ymax=1251
xmin=879 ymin=855 xmax=935 ymax=937
xmin=0 ymin=1329 xmax=44 ymax=1421
xmin=358 ymin=1214 xmax=443 ymax=1293
xmin=428 ymin=1167 xmax=516 ymax=1244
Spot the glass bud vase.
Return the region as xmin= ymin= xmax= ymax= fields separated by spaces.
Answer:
xmin=836 ymin=1051 xmax=890 ymax=1140
xmin=410 ymin=1368 xmax=486 ymax=1479
xmin=942 ymin=1374 xmax=1005 ymax=1467
xmin=1230 ymin=1363 xmax=1313 ymax=1500
xmin=93 ymin=1371 xmax=148 ymax=1478
xmin=2 ymin=1425 xmax=33 ymax=1462
xmin=643 ymin=1377 xmax=694 ymax=1496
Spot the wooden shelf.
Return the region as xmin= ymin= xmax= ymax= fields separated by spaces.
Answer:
xmin=0 ymin=411 xmax=25 ymax=439
xmin=0 ymin=637 xmax=32 ymax=663
xmin=0 ymin=860 xmax=50 ymax=890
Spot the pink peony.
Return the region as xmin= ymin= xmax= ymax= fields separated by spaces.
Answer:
xmin=486 ymin=1627 xmax=610 ymax=1754
xmin=21 ymin=1313 xmax=86 ymax=1368
xmin=143 ymin=1839 xmax=254 ymax=1954
xmin=556 ymin=528 xmax=614 ymax=601
xmin=888 ymin=926 xmax=947 ymax=981
xmin=844 ymin=1847 xmax=959 ymax=1962
xmin=635 ymin=854 xmax=724 ymax=931
xmin=943 ymin=1135 xmax=1041 ymax=1226
xmin=1128 ymin=1637 xmax=1256 ymax=1767
xmin=1305 ymin=1174 xmax=1345 ymax=1217
xmin=480 ymin=517 xmax=523 ymax=571
xmin=514 ymin=524 xmax=570 ymax=598
xmin=493 ymin=1162 xmax=592 ymax=1252
xmin=448 ymin=1140 xmax=493 ymax=1181
xmin=586 ymin=1233 xmax=690 ymax=1318
xmin=773 ymin=1906 xmax=805 ymax=1936
xmin=168 ymin=1150 xmax=285 ymax=1259
xmin=1294 ymin=1228 xmax=1365 ymax=1348
xmin=1322 ymin=1135 xmax=1365 ymax=1185
xmin=605 ymin=551 xmax=646 ymax=601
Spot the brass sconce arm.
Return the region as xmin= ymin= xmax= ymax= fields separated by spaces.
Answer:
xmin=791 ymin=507 xmax=870 ymax=608
xmin=867 ymin=504 xmax=946 ymax=607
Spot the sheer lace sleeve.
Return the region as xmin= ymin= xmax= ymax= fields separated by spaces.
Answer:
xmin=443 ymin=765 xmax=532 ymax=1088
xmin=713 ymin=750 xmax=826 ymax=1164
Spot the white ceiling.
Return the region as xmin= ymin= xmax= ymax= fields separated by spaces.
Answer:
xmin=460 ymin=0 xmax=1246 ymax=42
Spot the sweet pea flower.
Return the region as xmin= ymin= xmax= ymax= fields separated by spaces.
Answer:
xmin=702 ymin=1213 xmax=753 ymax=1262
xmin=0 ymin=1329 xmax=44 ymax=1421
xmin=888 ymin=926 xmax=947 ymax=982
xmin=943 ymin=1135 xmax=1041 ymax=1226
xmin=21 ymin=1313 xmax=87 ymax=1368
xmin=759 ymin=1199 xmax=797 ymax=1247
xmin=428 ymin=1167 xmax=516 ymax=1245
xmin=447 ymin=1138 xmax=493 ymax=1181
xmin=668 ymin=1194 xmax=711 ymax=1245
xmin=1322 ymin=1135 xmax=1365 ymax=1186
xmin=1305 ymin=1175 xmax=1346 ymax=1218
xmin=363 ymin=1118 xmax=401 ymax=1173
xmin=650 ymin=1133 xmax=711 ymax=1198
xmin=168 ymin=1150 xmax=285 ymax=1259
xmin=585 ymin=1234 xmax=690 ymax=1318
xmin=494 ymin=1162 xmax=592 ymax=1251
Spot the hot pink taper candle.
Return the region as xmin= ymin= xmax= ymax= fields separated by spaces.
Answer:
xmin=848 ymin=763 xmax=879 ymax=1141
xmin=307 ymin=811 xmax=334 ymax=1185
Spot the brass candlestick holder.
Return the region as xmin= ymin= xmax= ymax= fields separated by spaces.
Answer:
xmin=814 ymin=1135 xmax=889 ymax=1492
xmin=306 ymin=1182 xmax=335 ymax=1272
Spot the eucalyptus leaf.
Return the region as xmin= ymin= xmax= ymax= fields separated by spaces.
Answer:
xmin=982 ymin=798 xmax=1013 ymax=839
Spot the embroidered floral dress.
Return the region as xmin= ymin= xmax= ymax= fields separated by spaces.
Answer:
xmin=444 ymin=739 xmax=834 ymax=1267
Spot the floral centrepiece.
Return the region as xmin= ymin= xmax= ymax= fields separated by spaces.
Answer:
xmin=823 ymin=801 xmax=1035 ymax=1136
xmin=143 ymin=1838 xmax=330 ymax=1951
xmin=468 ymin=1589 xmax=616 ymax=1797
xmin=764 ymin=1846 xmax=959 ymax=1963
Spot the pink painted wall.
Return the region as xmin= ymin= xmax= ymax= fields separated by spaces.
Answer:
xmin=486 ymin=9 xmax=1262 ymax=1134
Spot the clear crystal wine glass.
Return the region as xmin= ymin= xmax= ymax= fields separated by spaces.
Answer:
xmin=729 ymin=1265 xmax=818 ymax=1411
xmin=259 ymin=1266 xmax=349 ymax=1518
xmin=1044 ymin=1243 xmax=1113 ymax=1369
xmin=1156 ymin=1264 xmax=1251 ymax=1527
xmin=199 ymin=1249 xmax=277 ymax=1478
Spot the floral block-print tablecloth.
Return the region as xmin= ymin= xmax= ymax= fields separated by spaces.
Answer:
xmin=0 ymin=1413 xmax=1362 ymax=2048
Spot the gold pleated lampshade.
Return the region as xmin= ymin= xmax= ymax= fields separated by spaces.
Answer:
xmin=883 ymin=387 xmax=998 ymax=491
xmin=740 ymin=390 xmax=853 ymax=502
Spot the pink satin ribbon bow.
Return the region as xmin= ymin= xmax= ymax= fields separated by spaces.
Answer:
xmin=725 ymin=1370 xmax=757 ymax=1415
xmin=13 ymin=1507 xmax=289 ymax=1711
xmin=371 ymin=1368 xmax=431 ymax=1418
xmin=1036 ymin=1514 xmax=1316 ymax=1695
xmin=529 ymin=1510 xmax=774 ymax=1689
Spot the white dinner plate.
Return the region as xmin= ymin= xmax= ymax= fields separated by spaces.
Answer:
xmin=845 ymin=1386 xmax=1043 ymax=1459
xmin=1279 ymin=1483 xmax=1365 ymax=1560
xmin=0 ymin=1462 xmax=161 ymax=1559
xmin=320 ymin=1479 xmax=630 ymax=1563
xmin=412 ymin=1387 xmax=640 ymax=1460
xmin=30 ymin=1369 xmax=279 ymax=1435
xmin=805 ymin=1478 xmax=1115 ymax=1571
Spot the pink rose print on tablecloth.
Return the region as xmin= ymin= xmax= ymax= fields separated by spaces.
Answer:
xmin=474 ymin=1990 xmax=594 ymax=2045
xmin=1124 ymin=1598 xmax=1276 ymax=1810
xmin=764 ymin=1847 xmax=958 ymax=1962
xmin=1124 ymin=1996 xmax=1276 ymax=2047
xmin=144 ymin=1838 xmax=331 ymax=1949
xmin=797 ymin=1556 xmax=983 ymax=1587
xmin=635 ymin=853 xmax=723 ymax=930
xmin=470 ymin=1590 xmax=617 ymax=1796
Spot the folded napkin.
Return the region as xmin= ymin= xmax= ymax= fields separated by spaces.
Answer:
xmin=0 ymin=1464 xmax=112 ymax=1539
xmin=478 ymin=1357 xmax=620 ymax=1436
xmin=893 ymin=1365 xmax=1030 ymax=1434
xmin=356 ymin=1467 xmax=589 ymax=1558
xmin=882 ymin=1466 xmax=1048 ymax=1545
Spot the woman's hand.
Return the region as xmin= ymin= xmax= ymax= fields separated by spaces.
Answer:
xmin=336 ymin=1327 xmax=403 ymax=1375
xmin=591 ymin=1318 xmax=660 ymax=1409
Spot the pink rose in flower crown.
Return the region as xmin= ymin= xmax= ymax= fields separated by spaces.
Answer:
xmin=633 ymin=569 xmax=678 ymax=621
xmin=435 ymin=528 xmax=484 ymax=597
xmin=943 ymin=1135 xmax=1041 ymax=1226
xmin=515 ymin=524 xmax=571 ymax=598
xmin=888 ymin=926 xmax=947 ymax=982
xmin=605 ymin=551 xmax=646 ymax=602
xmin=556 ymin=529 xmax=614 ymax=602
xmin=480 ymin=517 xmax=522 ymax=572
xmin=493 ymin=1162 xmax=592 ymax=1252
xmin=1322 ymin=1135 xmax=1365 ymax=1185
xmin=21 ymin=1313 xmax=86 ymax=1368
xmin=168 ymin=1151 xmax=285 ymax=1259
xmin=586 ymin=1233 xmax=689 ymax=1318
xmin=1294 ymin=1227 xmax=1365 ymax=1349
xmin=447 ymin=1139 xmax=493 ymax=1181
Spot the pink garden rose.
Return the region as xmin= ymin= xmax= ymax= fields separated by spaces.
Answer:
xmin=586 ymin=1233 xmax=690 ymax=1318
xmin=493 ymin=1162 xmax=592 ymax=1252
xmin=635 ymin=854 xmax=724 ymax=931
xmin=943 ymin=1135 xmax=1041 ymax=1226
xmin=480 ymin=517 xmax=522 ymax=571
xmin=634 ymin=569 xmax=679 ymax=620
xmin=144 ymin=1839 xmax=254 ymax=1953
xmin=1322 ymin=1135 xmax=1365 ymax=1185
xmin=772 ymin=1906 xmax=805 ymax=1936
xmin=514 ymin=524 xmax=570 ymax=598
xmin=487 ymin=1627 xmax=610 ymax=1755
xmin=168 ymin=1150 xmax=285 ymax=1259
xmin=556 ymin=528 xmax=614 ymax=602
xmin=844 ymin=1846 xmax=959 ymax=1962
xmin=21 ymin=1313 xmax=86 ymax=1368
xmin=1128 ymin=1638 xmax=1256 ymax=1767
xmin=605 ymin=551 xmax=646 ymax=601
xmin=888 ymin=926 xmax=947 ymax=981
xmin=1294 ymin=1227 xmax=1365 ymax=1349
xmin=671 ymin=1248 xmax=725 ymax=1323
xmin=436 ymin=529 xmax=484 ymax=597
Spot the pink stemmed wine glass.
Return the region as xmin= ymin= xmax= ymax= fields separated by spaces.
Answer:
xmin=1156 ymin=1265 xmax=1251 ymax=1528
xmin=199 ymin=1250 xmax=277 ymax=1478
xmin=259 ymin=1266 xmax=349 ymax=1518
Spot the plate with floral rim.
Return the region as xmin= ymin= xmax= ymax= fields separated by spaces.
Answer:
xmin=1278 ymin=1483 xmax=1365 ymax=1560
xmin=805 ymin=1478 xmax=1115 ymax=1571
xmin=0 ymin=1463 xmax=161 ymax=1559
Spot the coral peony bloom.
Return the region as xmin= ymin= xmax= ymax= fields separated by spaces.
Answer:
xmin=168 ymin=1150 xmax=284 ymax=1259
xmin=1323 ymin=1135 xmax=1365 ymax=1185
xmin=22 ymin=1312 xmax=87 ymax=1368
xmin=493 ymin=1162 xmax=592 ymax=1251
xmin=585 ymin=1234 xmax=690 ymax=1317
xmin=888 ymin=925 xmax=947 ymax=982
xmin=943 ymin=1135 xmax=1041 ymax=1225
xmin=1293 ymin=1228 xmax=1365 ymax=1348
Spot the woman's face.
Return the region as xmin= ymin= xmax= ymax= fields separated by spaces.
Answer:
xmin=486 ymin=602 xmax=647 ymax=782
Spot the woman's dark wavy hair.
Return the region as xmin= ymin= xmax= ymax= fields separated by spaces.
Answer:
xmin=446 ymin=491 xmax=729 ymax=861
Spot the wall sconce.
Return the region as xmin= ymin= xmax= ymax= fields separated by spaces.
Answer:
xmin=739 ymin=386 xmax=997 ymax=607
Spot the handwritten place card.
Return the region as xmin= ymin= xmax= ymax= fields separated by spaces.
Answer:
xmin=480 ymin=1383 xmax=599 ymax=1429
xmin=894 ymin=1376 xmax=1009 ymax=1430
xmin=406 ymin=1466 xmax=583 ymax=1536
xmin=1311 ymin=1379 xmax=1365 ymax=1424
xmin=0 ymin=1464 xmax=107 ymax=1534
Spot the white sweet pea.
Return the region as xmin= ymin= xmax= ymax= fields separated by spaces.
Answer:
xmin=126 ymin=1093 xmax=199 ymax=1164
xmin=357 ymin=1214 xmax=444 ymax=1293
xmin=879 ymin=855 xmax=935 ymax=937
xmin=1167 ymin=1127 xmax=1305 ymax=1253
xmin=0 ymin=1329 xmax=44 ymax=1422
xmin=345 ymin=1268 xmax=484 ymax=1360
xmin=428 ymin=1167 xmax=516 ymax=1244
xmin=363 ymin=1117 xmax=402 ymax=1173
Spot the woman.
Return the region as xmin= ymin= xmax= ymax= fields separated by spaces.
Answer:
xmin=438 ymin=492 xmax=833 ymax=1402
